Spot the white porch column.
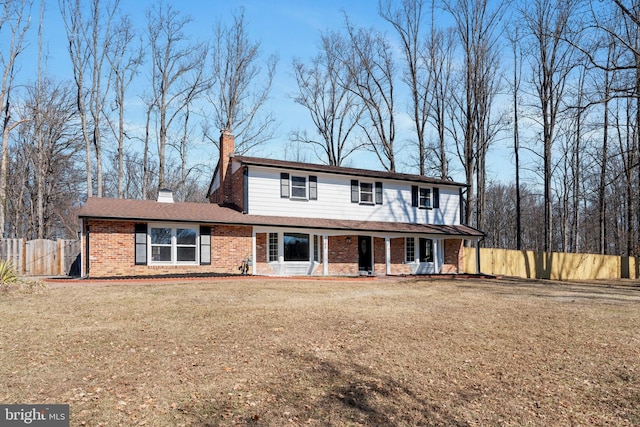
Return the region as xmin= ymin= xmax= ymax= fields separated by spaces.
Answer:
xmin=323 ymin=234 xmax=329 ymax=276
xmin=385 ymin=237 xmax=391 ymax=275
xmin=433 ymin=238 xmax=440 ymax=274
xmin=252 ymin=230 xmax=257 ymax=275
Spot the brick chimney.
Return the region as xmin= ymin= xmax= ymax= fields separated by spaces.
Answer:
xmin=217 ymin=129 xmax=235 ymax=205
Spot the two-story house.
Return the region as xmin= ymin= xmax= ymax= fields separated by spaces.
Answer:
xmin=78 ymin=130 xmax=483 ymax=278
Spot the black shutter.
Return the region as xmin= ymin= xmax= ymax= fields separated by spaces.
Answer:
xmin=375 ymin=182 xmax=383 ymax=204
xmin=411 ymin=185 xmax=418 ymax=207
xmin=351 ymin=180 xmax=359 ymax=203
xmin=134 ymin=223 xmax=147 ymax=265
xmin=280 ymin=173 xmax=289 ymax=198
xmin=200 ymin=226 xmax=211 ymax=265
xmin=433 ymin=187 xmax=440 ymax=209
xmin=309 ymin=176 xmax=318 ymax=200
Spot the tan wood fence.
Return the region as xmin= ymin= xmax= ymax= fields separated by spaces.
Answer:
xmin=0 ymin=238 xmax=81 ymax=276
xmin=463 ymin=247 xmax=640 ymax=280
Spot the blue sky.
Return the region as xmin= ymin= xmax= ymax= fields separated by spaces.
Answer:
xmin=22 ymin=0 xmax=516 ymax=185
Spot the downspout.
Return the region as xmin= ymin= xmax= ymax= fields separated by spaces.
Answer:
xmin=475 ymin=237 xmax=482 ymax=275
xmin=475 ymin=193 xmax=482 ymax=275
xmin=251 ymin=230 xmax=257 ymax=275
xmin=82 ymin=220 xmax=90 ymax=278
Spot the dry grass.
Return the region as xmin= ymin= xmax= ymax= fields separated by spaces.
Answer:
xmin=1 ymin=277 xmax=639 ymax=426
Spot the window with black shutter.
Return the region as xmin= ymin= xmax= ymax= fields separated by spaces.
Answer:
xmin=412 ymin=185 xmax=436 ymax=209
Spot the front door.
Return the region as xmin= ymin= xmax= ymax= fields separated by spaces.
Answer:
xmin=419 ymin=238 xmax=433 ymax=263
xmin=358 ymin=235 xmax=372 ymax=273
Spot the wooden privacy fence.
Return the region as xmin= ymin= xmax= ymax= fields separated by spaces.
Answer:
xmin=0 ymin=238 xmax=81 ymax=276
xmin=463 ymin=247 xmax=640 ymax=281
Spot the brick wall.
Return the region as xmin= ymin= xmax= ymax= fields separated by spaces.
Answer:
xmin=228 ymin=166 xmax=245 ymax=211
xmin=254 ymin=232 xmax=267 ymax=275
xmin=443 ymin=239 xmax=463 ymax=274
xmin=86 ymin=219 xmax=465 ymax=277
xmin=326 ymin=235 xmax=358 ymax=275
xmin=86 ymin=219 xmax=252 ymax=278
xmin=373 ymin=237 xmax=386 ymax=275
xmin=390 ymin=237 xmax=412 ymax=275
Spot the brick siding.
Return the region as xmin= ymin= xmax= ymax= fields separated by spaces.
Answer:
xmin=442 ymin=239 xmax=463 ymax=274
xmin=85 ymin=219 xmax=464 ymax=277
xmin=86 ymin=219 xmax=252 ymax=277
xmin=390 ymin=237 xmax=412 ymax=275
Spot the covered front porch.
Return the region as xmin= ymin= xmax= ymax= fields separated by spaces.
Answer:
xmin=251 ymin=227 xmax=471 ymax=276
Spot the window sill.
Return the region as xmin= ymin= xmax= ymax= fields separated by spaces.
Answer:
xmin=359 ymin=202 xmax=375 ymax=206
xmin=148 ymin=262 xmax=199 ymax=266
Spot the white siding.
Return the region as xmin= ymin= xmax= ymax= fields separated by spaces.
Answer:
xmin=246 ymin=165 xmax=461 ymax=225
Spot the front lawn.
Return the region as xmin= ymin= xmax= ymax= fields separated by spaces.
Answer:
xmin=1 ymin=277 xmax=639 ymax=426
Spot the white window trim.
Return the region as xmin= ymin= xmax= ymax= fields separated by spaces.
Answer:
xmin=268 ymin=232 xmax=279 ymax=262
xmin=359 ymin=181 xmax=375 ymax=205
xmin=405 ymin=237 xmax=416 ymax=263
xmin=290 ymin=175 xmax=308 ymax=200
xmin=419 ymin=187 xmax=432 ymax=209
xmin=148 ymin=223 xmax=200 ymax=266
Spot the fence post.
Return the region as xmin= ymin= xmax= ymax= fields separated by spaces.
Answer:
xmin=58 ymin=239 xmax=64 ymax=276
xmin=21 ymin=238 xmax=26 ymax=275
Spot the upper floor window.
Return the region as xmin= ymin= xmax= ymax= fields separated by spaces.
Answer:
xmin=281 ymin=173 xmax=317 ymax=200
xmin=360 ymin=182 xmax=374 ymax=204
xmin=291 ymin=176 xmax=307 ymax=199
xmin=412 ymin=186 xmax=440 ymax=209
xmin=351 ymin=180 xmax=383 ymax=205
xmin=419 ymin=188 xmax=431 ymax=209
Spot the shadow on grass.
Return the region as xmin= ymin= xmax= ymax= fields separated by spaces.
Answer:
xmin=459 ymin=277 xmax=640 ymax=305
xmin=272 ymin=349 xmax=469 ymax=427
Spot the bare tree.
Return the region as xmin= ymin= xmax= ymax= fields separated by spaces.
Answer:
xmin=207 ymin=9 xmax=278 ymax=155
xmin=0 ymin=0 xmax=31 ymax=237
xmin=291 ymin=31 xmax=364 ymax=166
xmin=506 ymin=26 xmax=524 ymax=250
xmin=594 ymin=33 xmax=621 ymax=254
xmin=520 ymin=0 xmax=581 ymax=252
xmin=146 ymin=2 xmax=210 ymax=193
xmin=379 ymin=0 xmax=431 ymax=175
xmin=423 ymin=14 xmax=456 ymax=179
xmin=340 ymin=17 xmax=397 ymax=172
xmin=12 ymin=78 xmax=82 ymax=239
xmin=104 ymin=14 xmax=143 ymax=198
xmin=444 ymin=0 xmax=507 ymax=230
xmin=59 ymin=0 xmax=119 ymax=198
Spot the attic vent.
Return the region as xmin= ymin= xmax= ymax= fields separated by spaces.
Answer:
xmin=157 ymin=188 xmax=174 ymax=203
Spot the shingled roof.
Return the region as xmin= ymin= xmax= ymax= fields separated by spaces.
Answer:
xmin=79 ymin=197 xmax=483 ymax=238
xmin=233 ymin=156 xmax=466 ymax=187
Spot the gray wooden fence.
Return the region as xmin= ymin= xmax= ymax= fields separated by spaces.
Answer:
xmin=0 ymin=238 xmax=81 ymax=276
